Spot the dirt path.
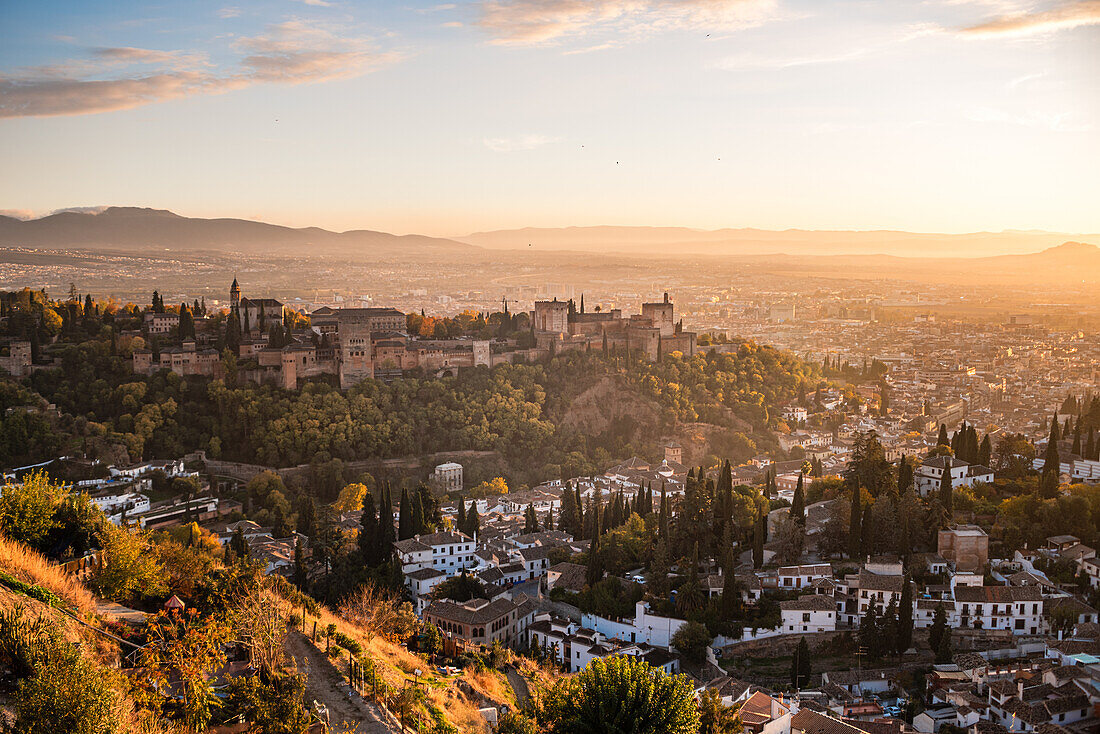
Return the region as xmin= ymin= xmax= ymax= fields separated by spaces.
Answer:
xmin=504 ymin=665 xmax=530 ymax=707
xmin=285 ymin=631 xmax=402 ymax=733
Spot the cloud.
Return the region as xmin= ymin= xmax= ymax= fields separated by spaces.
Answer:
xmin=0 ymin=22 xmax=399 ymax=118
xmin=714 ymin=23 xmax=937 ymax=70
xmin=476 ymin=0 xmax=781 ymax=47
xmin=0 ymin=209 xmax=36 ymax=220
xmin=965 ymin=105 xmax=1093 ymax=132
xmin=483 ymin=134 xmax=557 ymax=151
xmin=218 ymin=7 xmax=243 ymax=19
xmin=960 ymin=0 xmax=1100 ymax=36
xmin=295 ymin=0 xmax=336 ymax=6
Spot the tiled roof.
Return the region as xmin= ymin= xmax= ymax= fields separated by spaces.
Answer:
xmin=789 ymin=709 xmax=867 ymax=734
xmin=953 ymin=585 xmax=1043 ymax=603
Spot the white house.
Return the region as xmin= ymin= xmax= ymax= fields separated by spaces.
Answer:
xmin=952 ymin=585 xmax=1043 ymax=635
xmin=394 ymin=531 xmax=477 ymax=575
xmin=914 ymin=456 xmax=994 ymax=497
xmin=779 ymin=595 xmax=837 ymax=633
xmin=778 ymin=564 xmax=833 ymax=590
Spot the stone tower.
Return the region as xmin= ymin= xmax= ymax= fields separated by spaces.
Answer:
xmin=230 ymin=278 xmax=241 ymax=312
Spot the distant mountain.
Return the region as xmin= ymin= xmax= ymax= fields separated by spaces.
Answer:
xmin=455 ymin=225 xmax=1100 ymax=258
xmin=0 ymin=207 xmax=475 ymax=257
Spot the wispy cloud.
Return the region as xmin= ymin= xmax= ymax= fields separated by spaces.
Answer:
xmin=218 ymin=7 xmax=243 ymax=19
xmin=476 ymin=0 xmax=781 ymax=47
xmin=483 ymin=133 xmax=557 ymax=151
xmin=0 ymin=21 xmax=400 ymax=118
xmin=965 ymin=105 xmax=1093 ymax=132
xmin=960 ymin=0 xmax=1100 ymax=36
xmin=295 ymin=0 xmax=336 ymax=7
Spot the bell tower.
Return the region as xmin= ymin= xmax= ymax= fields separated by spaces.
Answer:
xmin=230 ymin=277 xmax=241 ymax=312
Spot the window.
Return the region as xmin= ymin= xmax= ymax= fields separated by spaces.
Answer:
xmin=803 ymin=613 xmax=811 ymax=622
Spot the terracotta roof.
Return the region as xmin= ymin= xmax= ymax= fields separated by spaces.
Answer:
xmin=953 ymin=585 xmax=1043 ymax=603
xmin=790 ymin=709 xmax=867 ymax=734
xmin=781 ymin=595 xmax=836 ymax=612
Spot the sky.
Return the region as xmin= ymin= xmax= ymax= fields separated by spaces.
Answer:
xmin=0 ymin=0 xmax=1098 ymax=237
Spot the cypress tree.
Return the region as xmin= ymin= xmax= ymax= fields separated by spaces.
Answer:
xmin=929 ymin=603 xmax=947 ymax=653
xmin=977 ymin=435 xmax=992 ymax=468
xmin=465 ymin=502 xmax=480 ymax=538
xmin=1041 ymin=436 xmax=1060 ymax=499
xmin=358 ymin=491 xmax=378 ymax=564
xmin=792 ymin=473 xmax=806 ymax=527
xmin=457 ymin=496 xmax=467 ymax=533
xmin=379 ymin=484 xmax=395 ymax=552
xmin=659 ymin=484 xmax=669 ymax=540
xmin=881 ymin=599 xmax=898 ymax=658
xmin=293 ymin=539 xmax=308 ymax=589
xmin=860 ymin=506 xmax=874 ymax=558
xmin=752 ymin=513 xmax=764 ymax=569
xmin=1087 ymin=428 xmax=1096 ymax=463
xmin=524 ymin=505 xmax=539 ymax=534
xmin=398 ymin=488 xmax=412 ymax=540
xmin=859 ymin=605 xmax=879 ymax=659
xmin=546 ymin=507 xmax=554 ymax=531
xmin=1072 ymin=419 xmax=1082 ymax=456
xmin=897 ymin=459 xmax=913 ymax=496
xmin=939 ymin=462 xmax=953 ymax=515
xmin=791 ymin=636 xmax=811 ymax=688
xmin=849 ymin=488 xmax=862 ymax=559
xmin=1050 ymin=412 xmax=1061 ymax=443
xmin=935 ymin=628 xmax=953 ymax=664
xmin=297 ymin=495 xmax=316 ymax=538
xmin=897 ymin=578 xmax=913 ymax=654
xmin=937 ymin=424 xmax=949 ymax=447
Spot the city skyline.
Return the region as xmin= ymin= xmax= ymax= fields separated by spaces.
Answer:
xmin=2 ymin=0 xmax=1098 ymax=237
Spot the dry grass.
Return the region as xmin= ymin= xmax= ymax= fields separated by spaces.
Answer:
xmin=0 ymin=535 xmax=95 ymax=615
xmin=284 ymin=594 xmax=531 ymax=734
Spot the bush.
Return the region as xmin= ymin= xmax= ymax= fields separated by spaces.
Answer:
xmin=11 ymin=624 xmax=118 ymax=734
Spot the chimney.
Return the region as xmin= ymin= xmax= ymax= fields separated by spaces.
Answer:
xmin=1017 ymin=679 xmax=1023 ymax=701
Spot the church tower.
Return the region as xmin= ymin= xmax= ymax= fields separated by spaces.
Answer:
xmin=230 ymin=278 xmax=241 ymax=312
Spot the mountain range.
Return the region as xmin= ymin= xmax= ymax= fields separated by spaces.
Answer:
xmin=0 ymin=207 xmax=470 ymax=257
xmin=1 ymin=209 xmax=1098 ymax=276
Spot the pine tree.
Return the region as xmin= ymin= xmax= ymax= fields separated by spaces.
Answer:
xmin=897 ymin=578 xmax=913 ymax=654
xmin=792 ymin=473 xmax=806 ymax=527
xmin=929 ymin=604 xmax=947 ymax=653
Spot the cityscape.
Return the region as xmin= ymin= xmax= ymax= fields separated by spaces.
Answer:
xmin=1 ymin=1 xmax=1099 ymax=734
